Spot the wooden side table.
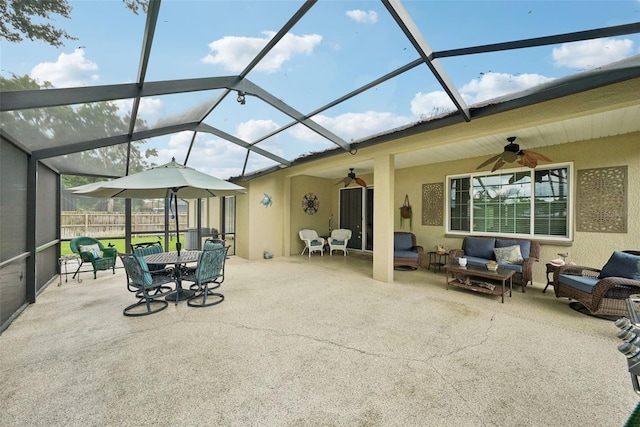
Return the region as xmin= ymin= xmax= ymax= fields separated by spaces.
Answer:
xmin=544 ymin=263 xmax=561 ymax=293
xmin=428 ymin=251 xmax=448 ymax=273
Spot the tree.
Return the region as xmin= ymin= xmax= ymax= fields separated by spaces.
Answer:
xmin=0 ymin=0 xmax=148 ymax=47
xmin=0 ymin=73 xmax=157 ymax=211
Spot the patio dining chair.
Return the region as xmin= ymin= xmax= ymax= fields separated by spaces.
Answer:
xmin=130 ymin=241 xmax=174 ymax=295
xmin=119 ymin=253 xmax=176 ymax=317
xmin=182 ymin=245 xmax=228 ymax=308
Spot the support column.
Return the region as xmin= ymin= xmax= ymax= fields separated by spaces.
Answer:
xmin=372 ymin=153 xmax=394 ymax=282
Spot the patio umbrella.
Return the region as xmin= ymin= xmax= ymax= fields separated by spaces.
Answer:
xmin=73 ymin=158 xmax=246 ymax=254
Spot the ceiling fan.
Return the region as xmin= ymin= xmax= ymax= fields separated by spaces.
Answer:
xmin=476 ymin=136 xmax=552 ymax=172
xmin=337 ymin=168 xmax=367 ymax=187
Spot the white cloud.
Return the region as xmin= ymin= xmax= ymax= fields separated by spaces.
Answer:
xmin=289 ymin=111 xmax=412 ymax=143
xmin=552 ymin=37 xmax=634 ymax=69
xmin=346 ymin=10 xmax=378 ymax=24
xmin=202 ymin=31 xmax=322 ymax=73
xmin=137 ymin=98 xmax=164 ymax=116
xmin=410 ymin=91 xmax=457 ymax=118
xmin=113 ymin=97 xmax=164 ymax=118
xmin=30 ymin=48 xmax=99 ymax=88
xmin=157 ymin=131 xmax=248 ymax=180
xmin=411 ymin=72 xmax=554 ymax=118
xmin=460 ymin=72 xmax=554 ymax=104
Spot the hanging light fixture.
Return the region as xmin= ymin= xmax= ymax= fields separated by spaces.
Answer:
xmin=236 ymin=91 xmax=246 ymax=105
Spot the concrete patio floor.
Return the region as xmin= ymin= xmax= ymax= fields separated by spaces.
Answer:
xmin=1 ymin=254 xmax=637 ymax=426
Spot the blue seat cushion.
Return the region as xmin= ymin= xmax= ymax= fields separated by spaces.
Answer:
xmin=310 ymin=240 xmax=323 ymax=247
xmin=464 ymin=237 xmax=496 ymax=260
xmin=599 ymin=251 xmax=640 ymax=280
xmin=395 ymin=250 xmax=418 ymax=259
xmin=332 ymin=240 xmax=345 ymax=245
xmin=559 ymin=274 xmax=599 ymax=294
xmin=496 ymin=263 xmax=523 ymax=273
xmin=394 ymin=234 xmax=413 ymax=251
xmin=496 ymin=239 xmax=531 ymax=259
xmin=464 ymin=256 xmax=492 ymax=267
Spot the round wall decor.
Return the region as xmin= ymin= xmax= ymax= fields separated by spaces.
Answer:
xmin=302 ymin=193 xmax=319 ymax=215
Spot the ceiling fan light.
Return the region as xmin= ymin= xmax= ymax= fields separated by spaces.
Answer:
xmin=503 ymin=151 xmax=518 ymax=163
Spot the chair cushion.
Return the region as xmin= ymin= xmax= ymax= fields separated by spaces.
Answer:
xmin=464 ymin=237 xmax=496 ymax=260
xmin=395 ymin=250 xmax=418 ymax=259
xmin=136 ymin=257 xmax=153 ymax=287
xmin=80 ymin=244 xmax=101 ymax=259
xmin=599 ymin=251 xmax=640 ymax=280
xmin=493 ymin=245 xmax=523 ymax=265
xmin=332 ymin=240 xmax=345 ymax=245
xmin=310 ymin=240 xmax=323 ymax=247
xmin=496 ymin=239 xmax=531 ymax=259
xmin=559 ymin=274 xmax=599 ymax=294
xmin=394 ymin=234 xmax=413 ymax=251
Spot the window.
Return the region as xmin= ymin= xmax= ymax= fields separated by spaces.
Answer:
xmin=222 ymin=196 xmax=236 ymax=235
xmin=447 ymin=164 xmax=572 ymax=241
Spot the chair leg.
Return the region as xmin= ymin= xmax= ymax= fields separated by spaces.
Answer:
xmin=187 ymin=283 xmax=224 ymax=308
xmin=123 ymin=292 xmax=168 ymax=316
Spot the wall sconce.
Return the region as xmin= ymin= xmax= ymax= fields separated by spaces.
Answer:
xmin=236 ymin=91 xmax=246 ymax=105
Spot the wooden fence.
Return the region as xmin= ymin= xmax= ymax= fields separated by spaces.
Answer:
xmin=61 ymin=211 xmax=188 ymax=239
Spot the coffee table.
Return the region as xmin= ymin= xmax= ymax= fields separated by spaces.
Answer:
xmin=444 ymin=263 xmax=514 ymax=303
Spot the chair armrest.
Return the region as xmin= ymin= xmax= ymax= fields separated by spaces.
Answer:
xmin=79 ymin=251 xmax=96 ymax=262
xmin=591 ymin=277 xmax=640 ymax=308
xmin=102 ymin=247 xmax=118 ymax=257
xmin=414 ymin=246 xmax=424 ymax=255
xmin=449 ymin=249 xmax=464 ymax=264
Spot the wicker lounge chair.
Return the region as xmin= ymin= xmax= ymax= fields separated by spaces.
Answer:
xmin=553 ymin=250 xmax=640 ymax=317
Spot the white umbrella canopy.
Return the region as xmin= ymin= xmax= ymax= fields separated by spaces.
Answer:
xmin=73 ymin=158 xmax=246 ymax=199
xmin=73 ymin=158 xmax=246 ymax=254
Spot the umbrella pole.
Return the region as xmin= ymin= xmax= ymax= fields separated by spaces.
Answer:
xmin=173 ymin=191 xmax=181 ymax=256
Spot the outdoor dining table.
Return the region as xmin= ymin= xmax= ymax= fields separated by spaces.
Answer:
xmin=143 ymin=250 xmax=201 ymax=302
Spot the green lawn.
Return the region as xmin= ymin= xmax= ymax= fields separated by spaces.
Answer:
xmin=61 ymin=235 xmax=184 ymax=256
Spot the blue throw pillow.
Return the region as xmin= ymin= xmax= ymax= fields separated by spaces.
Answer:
xmin=599 ymin=251 xmax=640 ymax=280
xmin=464 ymin=237 xmax=496 ymax=260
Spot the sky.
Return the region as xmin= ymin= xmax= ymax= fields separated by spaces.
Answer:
xmin=2 ymin=0 xmax=640 ymax=180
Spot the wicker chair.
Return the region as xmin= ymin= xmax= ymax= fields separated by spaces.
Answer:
xmin=70 ymin=236 xmax=118 ymax=280
xmin=393 ymin=232 xmax=424 ymax=270
xmin=553 ymin=250 xmax=640 ymax=317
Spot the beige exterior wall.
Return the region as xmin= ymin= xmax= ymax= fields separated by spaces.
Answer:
xmin=227 ymin=131 xmax=638 ymax=287
xmin=192 ymin=79 xmax=639 ymax=287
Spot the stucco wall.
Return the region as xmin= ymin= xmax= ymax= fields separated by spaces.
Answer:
xmin=393 ymin=132 xmax=639 ymax=285
xmin=290 ymin=175 xmax=334 ymax=256
xmin=233 ymin=131 xmax=638 ymax=285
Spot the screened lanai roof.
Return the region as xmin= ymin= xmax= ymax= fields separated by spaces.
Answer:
xmin=1 ymin=1 xmax=640 ymax=181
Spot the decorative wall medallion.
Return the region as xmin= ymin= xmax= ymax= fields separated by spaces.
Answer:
xmin=577 ymin=166 xmax=627 ymax=233
xmin=302 ymin=193 xmax=319 ymax=215
xmin=422 ymin=183 xmax=444 ymax=226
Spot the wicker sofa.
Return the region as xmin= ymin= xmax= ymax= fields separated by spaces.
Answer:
xmin=553 ymin=250 xmax=640 ymax=317
xmin=393 ymin=232 xmax=424 ymax=270
xmin=448 ymin=236 xmax=540 ymax=292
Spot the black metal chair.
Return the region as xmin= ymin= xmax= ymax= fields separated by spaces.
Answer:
xmin=182 ymin=245 xmax=228 ymax=308
xmin=120 ymin=253 xmax=176 ymax=317
xmin=129 ymin=241 xmax=173 ymax=294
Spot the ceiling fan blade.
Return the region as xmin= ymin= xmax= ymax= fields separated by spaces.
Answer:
xmin=521 ymin=150 xmax=552 ymax=162
xmin=476 ymin=154 xmax=501 ymax=170
xmin=355 ymin=177 xmax=367 ymax=187
xmin=491 ymin=158 xmax=506 ymax=172
xmin=343 ymin=177 xmax=353 ymax=187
